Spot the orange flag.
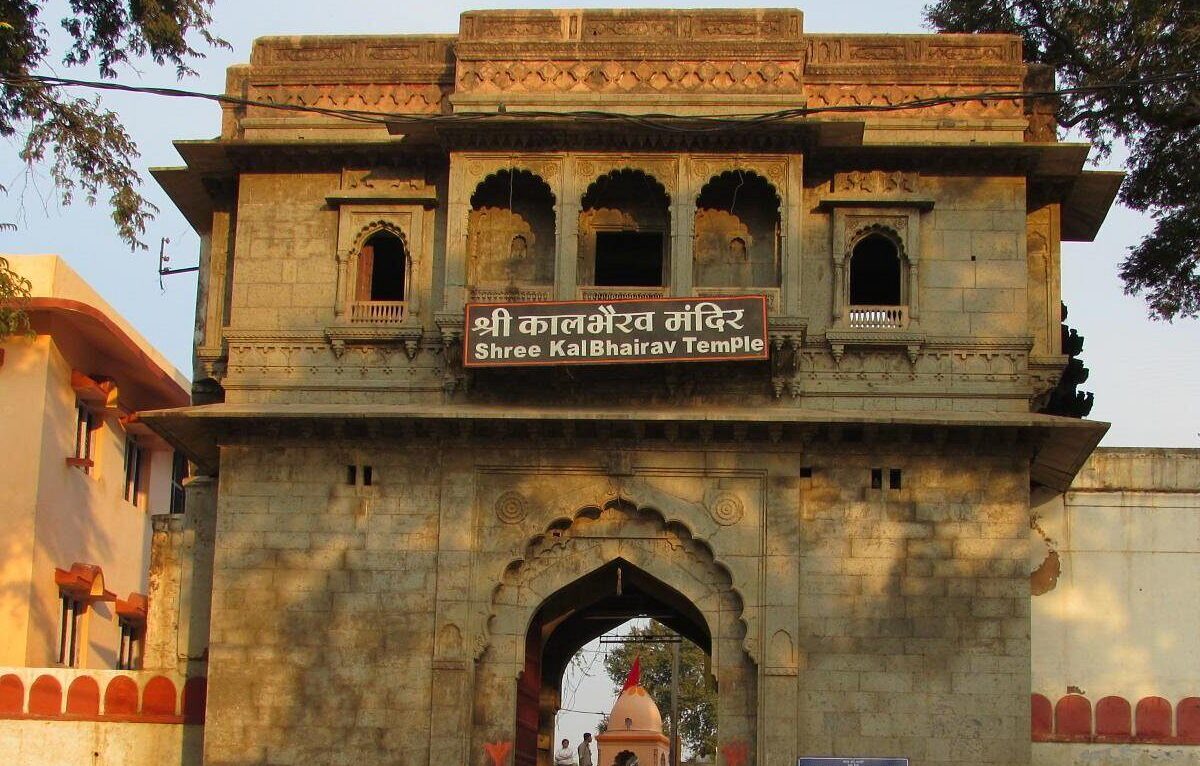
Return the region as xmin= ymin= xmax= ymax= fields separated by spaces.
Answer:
xmin=621 ymin=656 xmax=641 ymax=692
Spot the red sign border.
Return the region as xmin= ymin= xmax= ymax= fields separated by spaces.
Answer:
xmin=462 ymin=294 xmax=770 ymax=368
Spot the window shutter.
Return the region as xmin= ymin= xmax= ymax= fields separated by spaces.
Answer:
xmin=356 ymin=245 xmax=375 ymax=301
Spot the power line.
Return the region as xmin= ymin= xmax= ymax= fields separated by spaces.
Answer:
xmin=2 ymin=69 xmax=1198 ymax=134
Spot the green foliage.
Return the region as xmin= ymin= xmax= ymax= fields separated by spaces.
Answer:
xmin=0 ymin=1 xmax=226 ymax=250
xmin=926 ymin=0 xmax=1200 ymax=320
xmin=0 ymin=253 xmax=33 ymax=338
xmin=602 ymin=622 xmax=716 ymax=757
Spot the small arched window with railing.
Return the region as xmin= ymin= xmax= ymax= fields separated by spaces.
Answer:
xmin=847 ymin=231 xmax=907 ymax=329
xmin=351 ymin=230 xmax=409 ymax=324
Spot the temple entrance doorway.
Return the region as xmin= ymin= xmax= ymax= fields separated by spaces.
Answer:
xmin=516 ymin=560 xmax=712 ymax=766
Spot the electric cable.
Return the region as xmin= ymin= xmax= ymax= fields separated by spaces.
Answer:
xmin=1 ymin=69 xmax=1198 ymax=133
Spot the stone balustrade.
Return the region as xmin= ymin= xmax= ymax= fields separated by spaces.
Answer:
xmin=847 ymin=304 xmax=908 ymax=329
xmin=349 ymin=300 xmax=407 ymax=324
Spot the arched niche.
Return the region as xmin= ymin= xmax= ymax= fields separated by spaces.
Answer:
xmin=579 ymin=170 xmax=672 ymax=289
xmin=693 ymin=171 xmax=781 ymax=288
xmin=468 ymin=169 xmax=557 ymax=292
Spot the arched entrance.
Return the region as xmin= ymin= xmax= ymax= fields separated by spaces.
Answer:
xmin=519 ymin=559 xmax=710 ymax=766
xmin=471 ymin=499 xmax=757 ymax=766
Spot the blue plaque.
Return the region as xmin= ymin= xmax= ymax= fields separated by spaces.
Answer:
xmin=799 ymin=759 xmax=908 ymax=766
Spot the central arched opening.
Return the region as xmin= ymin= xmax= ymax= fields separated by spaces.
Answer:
xmin=517 ymin=559 xmax=712 ymax=766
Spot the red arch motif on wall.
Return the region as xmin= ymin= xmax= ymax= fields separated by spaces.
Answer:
xmin=66 ymin=676 xmax=101 ymax=716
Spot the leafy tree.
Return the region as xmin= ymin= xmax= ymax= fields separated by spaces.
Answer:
xmin=925 ymin=0 xmax=1200 ymax=320
xmin=0 ymin=252 xmax=32 ymax=337
xmin=602 ymin=622 xmax=716 ymax=758
xmin=0 ymin=1 xmax=225 ymax=335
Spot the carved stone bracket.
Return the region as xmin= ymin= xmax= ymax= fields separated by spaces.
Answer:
xmin=768 ymin=316 xmax=807 ymax=399
xmin=824 ymin=329 xmax=927 ymax=368
xmin=324 ymin=324 xmax=425 ymax=360
xmin=435 ymin=312 xmax=468 ymax=393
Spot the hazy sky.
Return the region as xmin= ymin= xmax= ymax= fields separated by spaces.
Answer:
xmin=2 ymin=0 xmax=1196 ymax=450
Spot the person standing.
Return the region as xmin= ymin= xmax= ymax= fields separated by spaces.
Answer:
xmin=577 ymin=732 xmax=594 ymax=766
xmin=555 ymin=738 xmax=578 ymax=766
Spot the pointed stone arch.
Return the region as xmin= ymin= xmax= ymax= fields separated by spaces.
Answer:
xmin=469 ymin=495 xmax=759 ymax=766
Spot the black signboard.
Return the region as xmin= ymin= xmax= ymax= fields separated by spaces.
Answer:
xmin=464 ymin=295 xmax=769 ymax=368
xmin=799 ymin=759 xmax=909 ymax=766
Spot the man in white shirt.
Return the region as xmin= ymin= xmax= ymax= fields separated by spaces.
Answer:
xmin=555 ymin=738 xmax=578 ymax=765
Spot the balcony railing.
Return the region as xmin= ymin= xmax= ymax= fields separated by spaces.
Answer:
xmin=577 ymin=286 xmax=669 ymax=302
xmin=470 ymin=286 xmax=552 ymax=304
xmin=847 ymin=305 xmax=908 ymax=329
xmin=349 ymin=300 xmax=406 ymax=324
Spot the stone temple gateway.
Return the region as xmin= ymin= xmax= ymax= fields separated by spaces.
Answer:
xmin=146 ymin=8 xmax=1120 ymax=766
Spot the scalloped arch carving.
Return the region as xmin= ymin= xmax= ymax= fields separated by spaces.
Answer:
xmin=696 ymin=168 xmax=783 ymax=212
xmin=347 ymin=220 xmax=411 ymax=259
xmin=847 ymin=222 xmax=908 ymax=262
xmin=579 ymin=164 xmax=675 ymax=202
xmin=476 ymin=495 xmax=755 ymax=666
xmin=469 ymin=167 xmax=558 ymax=206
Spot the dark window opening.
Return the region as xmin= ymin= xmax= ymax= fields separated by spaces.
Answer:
xmin=346 ymin=465 xmax=357 ymax=486
xmin=357 ymin=231 xmax=407 ymax=302
xmin=849 ymin=234 xmax=902 ymax=305
xmin=123 ymin=436 xmax=146 ymax=506
xmin=594 ymin=231 xmax=664 ymax=286
xmin=169 ymin=451 xmax=188 ymax=514
xmin=117 ymin=619 xmax=143 ymax=670
xmin=58 ymin=594 xmax=84 ymax=667
xmin=73 ymin=403 xmax=95 ymax=472
xmin=799 ymin=466 xmax=813 ymax=479
xmin=870 ymin=468 xmax=883 ymax=489
xmin=889 ymin=468 xmax=903 ymax=490
xmin=362 ymin=466 xmax=373 ymax=486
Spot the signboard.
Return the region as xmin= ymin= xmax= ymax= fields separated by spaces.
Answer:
xmin=463 ymin=295 xmax=769 ymax=368
xmin=799 ymin=759 xmax=908 ymax=766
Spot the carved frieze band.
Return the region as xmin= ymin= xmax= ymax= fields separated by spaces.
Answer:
xmin=458 ymin=10 xmax=802 ymax=44
xmin=804 ymin=83 xmax=1023 ymax=118
xmin=457 ymin=59 xmax=804 ymax=95
xmin=245 ymin=82 xmax=449 ymax=116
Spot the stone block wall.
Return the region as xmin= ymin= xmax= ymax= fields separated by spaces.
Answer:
xmin=196 ymin=435 xmax=1034 ymax=766
xmin=795 ymin=449 xmax=1031 ymax=764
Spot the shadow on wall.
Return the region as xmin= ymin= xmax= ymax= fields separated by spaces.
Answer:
xmin=0 ymin=334 xmax=129 ymax=668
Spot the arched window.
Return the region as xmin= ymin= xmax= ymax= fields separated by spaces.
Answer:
xmin=694 ymin=170 xmax=781 ymax=288
xmin=849 ymin=233 xmax=902 ymax=306
xmin=580 ymin=169 xmax=670 ymax=290
xmin=468 ymin=169 xmax=555 ymax=301
xmin=356 ymin=230 xmax=407 ymax=303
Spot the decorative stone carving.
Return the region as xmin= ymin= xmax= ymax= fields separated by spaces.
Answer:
xmin=494 ymin=491 xmax=529 ymax=524
xmin=246 ymin=82 xmax=448 ymax=115
xmin=457 ymin=59 xmax=804 ymax=95
xmin=707 ymin=491 xmax=745 ymax=525
xmin=835 ymin=170 xmax=919 ymax=194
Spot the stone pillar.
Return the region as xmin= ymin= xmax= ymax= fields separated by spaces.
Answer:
xmin=444 ymin=153 xmax=473 ymax=311
xmin=144 ymin=513 xmax=185 ymax=670
xmin=759 ymin=474 xmax=802 ymax=764
xmin=670 ymin=164 xmax=696 ymax=297
xmin=782 ymin=156 xmax=804 ymax=316
xmin=144 ymin=474 xmax=216 ymax=676
xmin=555 ymin=160 xmax=580 ymax=300
xmin=429 ymin=451 xmax=478 ymax=765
